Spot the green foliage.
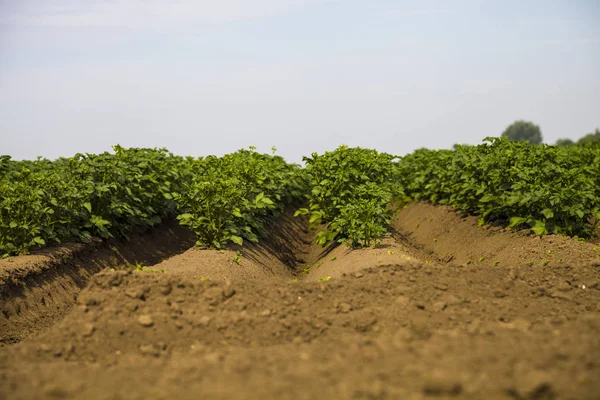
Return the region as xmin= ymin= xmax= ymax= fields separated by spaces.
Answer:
xmin=0 ymin=145 xmax=306 ymax=256
xmin=175 ymin=148 xmax=306 ymax=248
xmin=577 ymin=128 xmax=600 ymax=146
xmin=555 ymin=138 xmax=574 ymax=147
xmin=297 ymin=145 xmax=399 ymax=247
xmin=555 ymin=129 xmax=600 ymax=148
xmin=0 ymin=146 xmax=191 ymax=257
xmin=3 ymin=138 xmax=599 ymax=256
xmin=501 ymin=120 xmax=543 ymax=144
xmin=396 ymin=137 xmax=600 ymax=238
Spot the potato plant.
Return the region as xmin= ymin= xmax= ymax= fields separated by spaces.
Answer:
xmin=0 ymin=146 xmax=192 ymax=256
xmin=396 ymin=137 xmax=600 ymax=237
xmin=3 ymin=138 xmax=599 ymax=257
xmin=175 ymin=148 xmax=306 ymax=248
xmin=296 ymin=145 xmax=399 ymax=247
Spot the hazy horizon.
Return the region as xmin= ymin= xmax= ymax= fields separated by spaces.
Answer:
xmin=1 ymin=0 xmax=599 ymax=163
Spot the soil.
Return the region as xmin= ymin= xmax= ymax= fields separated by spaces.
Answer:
xmin=0 ymin=220 xmax=196 ymax=345
xmin=1 ymin=203 xmax=599 ymax=400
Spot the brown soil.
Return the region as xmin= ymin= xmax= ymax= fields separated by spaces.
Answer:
xmin=392 ymin=202 xmax=600 ymax=268
xmin=1 ymin=203 xmax=599 ymax=400
xmin=0 ymin=220 xmax=196 ymax=345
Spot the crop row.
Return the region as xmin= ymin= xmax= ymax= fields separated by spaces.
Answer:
xmin=0 ymin=147 xmax=305 ymax=256
xmin=2 ymin=139 xmax=599 ymax=256
xmin=396 ymin=137 xmax=600 ymax=237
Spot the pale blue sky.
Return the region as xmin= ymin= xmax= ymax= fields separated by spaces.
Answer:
xmin=1 ymin=0 xmax=599 ymax=162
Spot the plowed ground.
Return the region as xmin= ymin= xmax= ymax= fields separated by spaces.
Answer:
xmin=1 ymin=203 xmax=599 ymax=400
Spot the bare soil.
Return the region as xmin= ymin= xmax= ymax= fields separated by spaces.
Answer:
xmin=1 ymin=203 xmax=599 ymax=400
xmin=0 ymin=220 xmax=196 ymax=345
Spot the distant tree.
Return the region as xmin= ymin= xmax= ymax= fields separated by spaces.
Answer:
xmin=577 ymin=128 xmax=600 ymax=146
xmin=555 ymin=138 xmax=574 ymax=147
xmin=501 ymin=120 xmax=543 ymax=144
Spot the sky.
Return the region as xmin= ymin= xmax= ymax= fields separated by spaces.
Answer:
xmin=0 ymin=0 xmax=599 ymax=163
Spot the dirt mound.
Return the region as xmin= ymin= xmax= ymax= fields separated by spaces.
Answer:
xmin=0 ymin=211 xmax=311 ymax=345
xmin=303 ymin=236 xmax=420 ymax=281
xmin=393 ymin=202 xmax=600 ymax=268
xmin=0 ymin=220 xmax=196 ymax=345
xmin=149 ymin=211 xmax=312 ymax=282
xmin=1 ymin=202 xmax=600 ymax=399
xmin=1 ymin=261 xmax=599 ymax=399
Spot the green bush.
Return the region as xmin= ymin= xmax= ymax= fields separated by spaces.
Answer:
xmin=0 ymin=146 xmax=192 ymax=256
xmin=396 ymin=137 xmax=600 ymax=237
xmin=296 ymin=145 xmax=399 ymax=247
xmin=175 ymin=149 xmax=306 ymax=248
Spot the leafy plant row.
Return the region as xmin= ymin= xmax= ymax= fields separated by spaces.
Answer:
xmin=296 ymin=146 xmax=400 ymax=247
xmin=175 ymin=148 xmax=306 ymax=248
xmin=0 ymin=146 xmax=305 ymax=256
xmin=0 ymin=146 xmax=192 ymax=256
xmin=3 ymin=138 xmax=599 ymax=257
xmin=396 ymin=137 xmax=600 ymax=237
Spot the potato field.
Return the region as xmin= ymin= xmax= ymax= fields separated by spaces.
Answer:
xmin=1 ymin=139 xmax=599 ymax=399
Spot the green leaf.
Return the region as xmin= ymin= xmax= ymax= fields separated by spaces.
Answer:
xmin=261 ymin=197 xmax=274 ymax=205
xmin=575 ymin=210 xmax=585 ymax=219
xmin=83 ymin=202 xmax=92 ymax=213
xmin=479 ymin=194 xmax=495 ymax=203
xmin=33 ymin=237 xmax=46 ymax=245
xmin=509 ymin=217 xmax=526 ymax=227
xmin=294 ymin=208 xmax=309 ymax=217
xmin=309 ymin=214 xmax=322 ymax=224
xmin=541 ymin=208 xmax=554 ymax=219
xmin=531 ymin=220 xmax=547 ymax=236
xmin=9 ymin=221 xmax=17 ymax=228
xmin=230 ymin=235 xmax=243 ymax=246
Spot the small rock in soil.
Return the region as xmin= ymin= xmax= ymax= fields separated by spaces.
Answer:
xmin=158 ymin=283 xmax=172 ymax=296
xmin=125 ymin=288 xmax=144 ymax=300
xmin=139 ymin=344 xmax=161 ymax=357
xmin=203 ymin=287 xmax=223 ymax=306
xmin=395 ymin=295 xmax=410 ymax=307
xmin=355 ymin=316 xmax=378 ymax=332
xmin=260 ymin=309 xmax=272 ymax=317
xmin=223 ymin=284 xmax=236 ymax=299
xmin=549 ymin=291 xmax=573 ymax=302
xmin=204 ymin=352 xmax=223 ymax=364
xmin=38 ymin=344 xmax=52 ymax=353
xmin=137 ymin=315 xmax=154 ymax=327
xmin=80 ymin=323 xmax=95 ymax=338
xmin=126 ymin=303 xmax=139 ymax=313
xmin=494 ymin=290 xmax=508 ymax=298
xmin=338 ymin=302 xmax=353 ymax=313
xmin=432 ymin=301 xmax=447 ymax=312
xmin=556 ymin=282 xmax=572 ymax=292
xmin=434 ymin=283 xmax=449 ymax=291
xmin=354 ymin=272 xmax=364 ymax=278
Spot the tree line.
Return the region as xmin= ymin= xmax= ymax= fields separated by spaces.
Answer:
xmin=499 ymin=120 xmax=599 ymax=147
